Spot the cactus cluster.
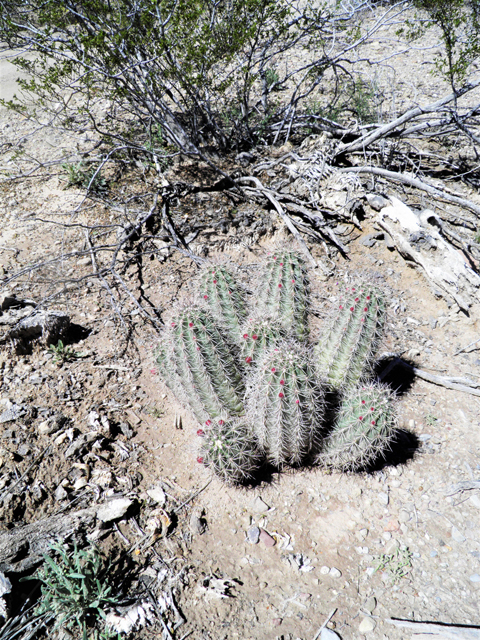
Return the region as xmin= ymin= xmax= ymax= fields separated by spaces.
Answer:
xmin=156 ymin=252 xmax=398 ymax=484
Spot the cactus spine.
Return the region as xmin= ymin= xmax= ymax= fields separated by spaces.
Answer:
xmin=157 ymin=308 xmax=245 ymax=423
xmin=318 ymin=383 xmax=396 ymax=472
xmin=246 ymin=341 xmax=325 ymax=467
xmin=198 ymin=418 xmax=263 ymax=484
xmin=258 ymin=251 xmax=310 ymax=341
xmin=240 ymin=316 xmax=286 ymax=366
xmin=199 ymin=265 xmax=247 ymax=343
xmin=315 ymin=286 xmax=386 ymax=390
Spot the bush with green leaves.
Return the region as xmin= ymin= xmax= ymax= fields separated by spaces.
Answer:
xmin=156 ymin=252 xmax=397 ymax=482
xmin=26 ymin=542 xmax=119 ymax=640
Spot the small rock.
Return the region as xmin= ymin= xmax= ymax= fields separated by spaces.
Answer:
xmin=398 ymin=510 xmax=410 ymax=523
xmin=259 ymin=529 xmax=276 ymax=547
xmin=73 ymin=478 xmax=88 ymax=491
xmin=16 ymin=444 xmax=30 ymax=457
xmin=364 ymin=596 xmax=377 ymax=613
xmin=247 ymin=527 xmax=260 ymax=544
xmin=378 ymin=491 xmax=389 ymax=506
xmin=271 ymin=617 xmax=283 ymax=627
xmin=356 ymin=528 xmax=368 ymax=542
xmin=250 ymin=496 xmax=270 ymax=514
xmin=320 ymin=566 xmax=330 ymax=575
xmin=358 ymin=617 xmax=376 ymax=633
xmin=451 ymin=526 xmax=466 ymax=543
xmin=97 ymin=498 xmax=133 ymax=523
xmin=366 ymin=193 xmax=390 ymax=211
xmin=469 ymin=574 xmax=480 ymax=583
xmin=54 ymin=485 xmax=68 ymax=501
xmin=384 ymin=519 xmax=400 ymax=532
xmin=321 ymin=629 xmax=342 ymax=640
xmin=0 ymin=404 xmax=26 ymax=424
xmin=329 ymin=567 xmax=342 ymax=578
xmin=146 ymin=487 xmax=166 ymax=506
xmin=190 ymin=509 xmax=207 ymax=535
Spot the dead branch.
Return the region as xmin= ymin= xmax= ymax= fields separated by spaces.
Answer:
xmin=386 ymin=617 xmax=480 ymax=639
xmin=445 ymin=480 xmax=480 ymax=496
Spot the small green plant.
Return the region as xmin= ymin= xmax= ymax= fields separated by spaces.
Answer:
xmin=62 ymin=162 xmax=107 ymax=193
xmin=424 ymin=413 xmax=438 ymax=427
xmin=27 ymin=542 xmax=119 ymax=640
xmin=374 ymin=546 xmax=413 ymax=583
xmin=264 ymin=67 xmax=280 ymax=89
xmin=48 ymin=339 xmax=83 ymax=364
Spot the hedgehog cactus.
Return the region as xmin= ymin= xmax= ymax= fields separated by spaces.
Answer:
xmin=317 ymin=383 xmax=396 ymax=472
xmin=197 ymin=418 xmax=263 ymax=484
xmin=315 ymin=285 xmax=386 ymax=390
xmin=240 ymin=315 xmax=286 ymax=366
xmin=246 ymin=341 xmax=325 ymax=467
xmin=156 ymin=307 xmax=245 ymax=423
xmin=199 ymin=265 xmax=247 ymax=343
xmin=258 ymin=251 xmax=310 ymax=342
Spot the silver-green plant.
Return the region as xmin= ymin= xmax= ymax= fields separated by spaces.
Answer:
xmin=199 ymin=264 xmax=247 ymax=343
xmin=246 ymin=340 xmax=325 ymax=467
xmin=25 ymin=541 xmax=119 ymax=640
xmin=315 ymin=285 xmax=386 ymax=390
xmin=317 ymin=382 xmax=396 ymax=472
xmin=197 ymin=417 xmax=263 ymax=484
xmin=258 ymin=251 xmax=310 ymax=341
xmin=157 ymin=307 xmax=245 ymax=423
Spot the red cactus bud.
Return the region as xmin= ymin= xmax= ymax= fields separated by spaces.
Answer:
xmin=278 ymin=283 xmax=282 ymax=288
xmin=339 ymin=305 xmax=343 ymax=310
xmin=364 ymin=307 xmax=368 ymax=312
xmin=359 ymin=416 xmax=363 ymax=421
xmin=213 ymin=279 xmax=217 ymax=284
xmin=271 ymin=367 xmax=276 ymax=372
xmin=273 ymin=256 xmax=277 ymax=260
xmin=252 ymin=334 xmax=258 ymax=340
xmin=292 ymin=279 xmax=295 ymax=283
xmin=205 ymin=420 xmax=211 ymax=426
xmin=279 ymin=392 xmax=284 ymax=398
xmin=197 ymin=429 xmax=205 ymax=436
xmin=362 ymin=400 xmax=366 ymax=404
xmin=350 ymin=307 xmax=354 ymax=311
xmin=371 ymin=407 xmax=375 ymax=411
xmin=228 ymin=291 xmax=232 ymax=294
xmin=204 ymin=295 xmax=208 ymax=299
xmin=197 ymin=456 xmax=204 ymax=463
xmin=219 ymin=419 xmax=224 ymax=425
xmin=280 ymin=380 xmax=285 ymax=385
xmin=189 ymin=322 xmax=193 ymax=327
xmin=366 ymin=295 xmax=370 ymax=300
xmin=295 ymin=399 xmax=299 ymax=404
xmin=280 ymin=262 xmax=283 ymax=266
xmin=371 ymin=420 xmax=376 ymax=425
xmin=171 ymin=322 xmax=175 ymax=327
xmin=245 ymin=356 xmax=252 ymax=363
xmin=243 ymin=333 xmax=248 ymax=339
xmin=355 ymin=297 xmax=359 ymax=302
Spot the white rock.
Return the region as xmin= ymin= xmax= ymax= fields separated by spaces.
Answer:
xmin=329 ymin=567 xmax=342 ymax=578
xmin=320 ymin=566 xmax=330 ymax=575
xmin=358 ymin=617 xmax=376 ymax=633
xmin=147 ymin=487 xmax=166 ymax=506
xmin=97 ymin=498 xmax=133 ymax=523
xmin=321 ymin=628 xmax=342 ymax=640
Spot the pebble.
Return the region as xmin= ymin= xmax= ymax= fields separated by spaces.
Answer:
xmin=356 ymin=528 xmax=368 ymax=541
xmin=146 ymin=487 xmax=166 ymax=506
xmin=364 ymin=596 xmax=377 ymax=613
xmin=320 ymin=566 xmax=330 ymax=575
xmin=398 ymin=510 xmax=410 ymax=523
xmin=469 ymin=574 xmax=480 ymax=583
xmin=329 ymin=567 xmax=342 ymax=578
xmin=250 ymin=496 xmax=270 ymax=514
xmin=321 ymin=629 xmax=342 ymax=640
xmin=259 ymin=529 xmax=276 ymax=547
xmin=384 ymin=519 xmax=400 ymax=532
xmin=451 ymin=526 xmax=466 ymax=543
xmin=378 ymin=491 xmax=389 ymax=506
xmin=358 ymin=617 xmax=376 ymax=633
xmin=97 ymin=498 xmax=133 ymax=523
xmin=271 ymin=617 xmax=282 ymax=627
xmin=247 ymin=526 xmax=260 ymax=544
xmin=54 ymin=485 xmax=68 ymax=501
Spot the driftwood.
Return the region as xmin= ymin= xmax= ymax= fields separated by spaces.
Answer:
xmin=0 ymin=507 xmax=97 ymax=572
xmin=374 ymin=196 xmax=480 ymax=311
xmin=386 ymin=617 xmax=480 ymax=639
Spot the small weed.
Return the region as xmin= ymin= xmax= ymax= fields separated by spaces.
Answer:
xmin=24 ymin=542 xmax=120 ymax=640
xmin=147 ymin=405 xmax=165 ymax=419
xmin=48 ymin=339 xmax=85 ymax=364
xmin=374 ymin=546 xmax=413 ymax=583
xmin=424 ymin=413 xmax=438 ymax=427
xmin=264 ymin=67 xmax=280 ymax=90
xmin=62 ymin=161 xmax=107 ymax=193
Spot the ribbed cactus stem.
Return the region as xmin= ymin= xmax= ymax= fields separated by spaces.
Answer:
xmin=199 ymin=265 xmax=247 ymax=343
xmin=240 ymin=316 xmax=286 ymax=366
xmin=315 ymin=285 xmax=386 ymax=389
xmin=157 ymin=308 xmax=245 ymax=423
xmin=246 ymin=341 xmax=325 ymax=467
xmin=258 ymin=251 xmax=309 ymax=341
xmin=198 ymin=417 xmax=263 ymax=484
xmin=318 ymin=383 xmax=396 ymax=472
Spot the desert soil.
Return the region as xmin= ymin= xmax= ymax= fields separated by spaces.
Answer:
xmin=1 ymin=11 xmax=480 ymax=640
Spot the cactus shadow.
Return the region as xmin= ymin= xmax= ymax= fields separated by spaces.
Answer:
xmin=363 ymin=427 xmax=420 ymax=473
xmin=245 ymin=462 xmax=280 ymax=488
xmin=373 ymin=356 xmax=417 ymax=396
